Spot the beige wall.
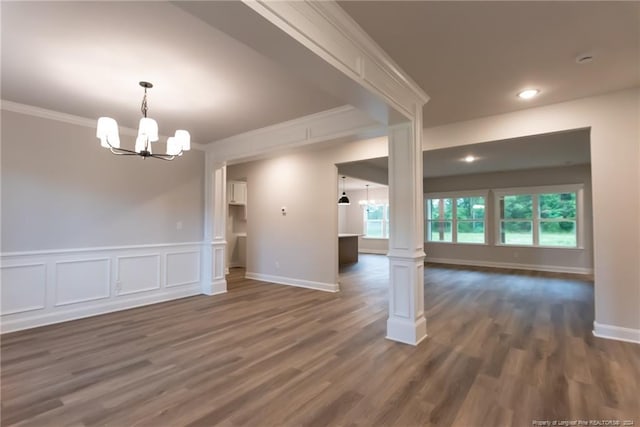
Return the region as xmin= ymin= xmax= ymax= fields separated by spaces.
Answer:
xmin=226 ymin=136 xmax=389 ymax=288
xmin=1 ymin=110 xmax=205 ymax=252
xmin=227 ymin=88 xmax=639 ymax=335
xmin=423 ymin=88 xmax=640 ymax=333
xmin=228 ymin=153 xmax=339 ymax=287
xmin=424 ymin=165 xmax=593 ymax=273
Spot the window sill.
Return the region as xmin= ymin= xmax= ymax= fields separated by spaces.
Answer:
xmin=362 ymin=237 xmax=388 ymax=240
xmin=495 ymin=244 xmax=584 ymax=250
xmin=425 ymin=241 xmax=488 ymax=246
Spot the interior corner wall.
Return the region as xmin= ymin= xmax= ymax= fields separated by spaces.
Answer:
xmin=225 ymin=136 xmax=389 ymax=291
xmin=423 ymin=165 xmax=594 ymax=274
xmin=227 ymin=152 xmax=340 ymax=289
xmin=0 ymin=109 xmax=205 ymax=333
xmin=422 ymin=88 xmax=640 ymax=337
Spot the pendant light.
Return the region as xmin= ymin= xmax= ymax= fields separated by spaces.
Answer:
xmin=365 ymin=184 xmax=370 ymax=212
xmin=338 ymin=176 xmax=351 ymax=205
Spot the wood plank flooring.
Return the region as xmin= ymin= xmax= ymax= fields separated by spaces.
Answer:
xmin=1 ymin=255 xmax=639 ymax=426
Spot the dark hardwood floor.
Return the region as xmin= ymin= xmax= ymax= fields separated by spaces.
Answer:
xmin=1 ymin=255 xmax=638 ymax=426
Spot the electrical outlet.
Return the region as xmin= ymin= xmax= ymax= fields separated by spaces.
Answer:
xmin=275 ymin=261 xmax=280 ymax=269
xmin=176 ymin=221 xmax=183 ymax=230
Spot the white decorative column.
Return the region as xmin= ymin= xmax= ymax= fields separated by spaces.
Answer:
xmin=386 ymin=116 xmax=427 ymax=345
xmin=201 ymin=151 xmax=227 ymax=295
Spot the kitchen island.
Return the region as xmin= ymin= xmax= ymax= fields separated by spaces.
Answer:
xmin=338 ymin=234 xmax=360 ymax=265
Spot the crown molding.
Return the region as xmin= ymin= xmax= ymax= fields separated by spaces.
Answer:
xmin=241 ymin=0 xmax=429 ymax=120
xmin=207 ymin=104 xmax=383 ymax=162
xmin=1 ymin=100 xmax=207 ymax=151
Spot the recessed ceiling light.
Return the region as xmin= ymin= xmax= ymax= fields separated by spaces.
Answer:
xmin=464 ymin=155 xmax=476 ymax=163
xmin=517 ymin=89 xmax=540 ymax=100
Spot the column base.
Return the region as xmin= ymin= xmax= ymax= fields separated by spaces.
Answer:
xmin=386 ymin=316 xmax=427 ymax=345
xmin=202 ymin=278 xmax=227 ymax=296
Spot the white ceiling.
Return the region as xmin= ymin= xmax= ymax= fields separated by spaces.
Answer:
xmin=340 ymin=1 xmax=640 ymax=127
xmin=0 ymin=1 xmax=340 ymax=143
xmin=341 ymin=176 xmax=386 ymax=192
xmin=2 ymin=1 xmax=637 ymax=148
xmin=340 ymin=128 xmax=591 ymax=180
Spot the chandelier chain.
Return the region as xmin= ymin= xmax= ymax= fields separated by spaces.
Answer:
xmin=141 ymin=88 xmax=148 ymax=118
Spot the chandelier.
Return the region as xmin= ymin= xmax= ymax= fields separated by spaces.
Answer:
xmin=96 ymin=82 xmax=191 ymax=160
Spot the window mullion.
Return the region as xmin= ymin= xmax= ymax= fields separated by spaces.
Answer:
xmin=532 ymin=194 xmax=539 ymax=246
xmin=452 ymin=199 xmax=458 ymax=243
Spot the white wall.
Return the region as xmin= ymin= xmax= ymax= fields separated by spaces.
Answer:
xmin=423 ymin=88 xmax=640 ymax=340
xmin=1 ymin=110 xmax=206 ymax=332
xmin=424 ymin=165 xmax=593 ymax=274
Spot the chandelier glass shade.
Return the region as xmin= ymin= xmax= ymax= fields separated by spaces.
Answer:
xmin=96 ymin=82 xmax=190 ymax=160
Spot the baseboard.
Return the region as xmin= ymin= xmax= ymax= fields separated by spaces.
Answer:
xmin=359 ymin=249 xmax=387 ymax=255
xmin=245 ymin=271 xmax=339 ymax=293
xmin=1 ymin=285 xmax=202 ymax=334
xmin=425 ymin=257 xmax=593 ymax=275
xmin=593 ymin=321 xmax=640 ymax=344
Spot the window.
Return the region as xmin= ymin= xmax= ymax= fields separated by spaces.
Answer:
xmin=499 ymin=194 xmax=533 ymax=245
xmin=539 ymin=192 xmax=577 ymax=247
xmin=364 ymin=203 xmax=389 ymax=238
xmin=456 ymin=196 xmax=486 ymax=243
xmin=426 ymin=193 xmax=486 ymax=244
xmin=496 ymin=185 xmax=581 ymax=248
xmin=426 ymin=198 xmax=453 ymax=242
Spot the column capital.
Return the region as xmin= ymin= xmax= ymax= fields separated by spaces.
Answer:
xmin=387 ymin=250 xmax=426 ymax=261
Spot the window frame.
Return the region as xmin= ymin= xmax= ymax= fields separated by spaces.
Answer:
xmin=425 ymin=190 xmax=488 ymax=245
xmin=362 ymin=201 xmax=390 ymax=239
xmin=494 ymin=184 xmax=584 ymax=249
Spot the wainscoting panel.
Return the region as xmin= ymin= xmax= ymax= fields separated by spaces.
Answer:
xmin=166 ymin=251 xmax=200 ymax=288
xmin=0 ymin=242 xmax=204 ymax=333
xmin=390 ymin=264 xmax=410 ymax=318
xmin=0 ymin=263 xmax=46 ymax=315
xmin=117 ymin=254 xmax=161 ymax=296
xmin=55 ymin=258 xmax=110 ymax=306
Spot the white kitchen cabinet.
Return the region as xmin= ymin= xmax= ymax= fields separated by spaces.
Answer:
xmin=228 ymin=181 xmax=247 ymax=206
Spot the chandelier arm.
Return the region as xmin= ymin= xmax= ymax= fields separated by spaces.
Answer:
xmin=109 ymin=147 xmax=139 ymax=156
xmin=104 ymin=136 xmax=139 ymax=155
xmin=149 ymin=154 xmax=176 ymax=161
